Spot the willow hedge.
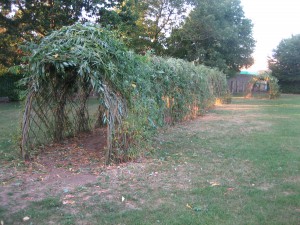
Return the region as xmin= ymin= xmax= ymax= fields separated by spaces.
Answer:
xmin=20 ymin=23 xmax=228 ymax=163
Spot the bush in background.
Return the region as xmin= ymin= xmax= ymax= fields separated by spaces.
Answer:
xmin=0 ymin=73 xmax=24 ymax=101
xmin=278 ymin=81 xmax=300 ymax=94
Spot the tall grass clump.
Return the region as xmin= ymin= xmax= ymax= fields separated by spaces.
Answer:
xmin=19 ymin=23 xmax=227 ymax=163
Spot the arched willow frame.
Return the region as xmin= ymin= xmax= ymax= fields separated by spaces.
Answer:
xmin=21 ymin=23 xmax=131 ymax=164
xmin=245 ymin=72 xmax=280 ymax=99
xmin=20 ymin=23 xmax=229 ymax=164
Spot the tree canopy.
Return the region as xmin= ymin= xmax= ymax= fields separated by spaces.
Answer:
xmin=0 ymin=0 xmax=137 ymax=69
xmin=1 ymin=0 xmax=255 ymax=77
xmin=268 ymin=34 xmax=300 ymax=82
xmin=1 ymin=0 xmax=84 ymax=67
xmin=126 ymin=0 xmax=189 ymax=54
xmin=166 ymin=0 xmax=255 ymax=75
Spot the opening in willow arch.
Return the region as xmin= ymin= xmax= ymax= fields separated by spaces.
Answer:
xmin=245 ymin=73 xmax=280 ymax=99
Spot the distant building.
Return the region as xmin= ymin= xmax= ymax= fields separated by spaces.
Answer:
xmin=228 ymin=71 xmax=257 ymax=93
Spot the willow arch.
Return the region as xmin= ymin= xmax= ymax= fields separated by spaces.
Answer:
xmin=245 ymin=72 xmax=280 ymax=99
xmin=20 ymin=23 xmax=133 ymax=164
xmin=20 ymin=23 xmax=228 ymax=164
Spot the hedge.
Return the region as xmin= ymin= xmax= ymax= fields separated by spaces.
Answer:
xmin=278 ymin=81 xmax=300 ymax=94
xmin=0 ymin=73 xmax=24 ymax=101
xmin=19 ymin=23 xmax=228 ymax=162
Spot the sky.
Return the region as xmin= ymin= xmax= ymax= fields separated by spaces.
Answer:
xmin=240 ymin=0 xmax=300 ymax=72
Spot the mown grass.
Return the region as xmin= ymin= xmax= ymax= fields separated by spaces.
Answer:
xmin=0 ymin=94 xmax=299 ymax=224
xmin=0 ymin=102 xmax=22 ymax=162
xmin=0 ymin=197 xmax=75 ymax=225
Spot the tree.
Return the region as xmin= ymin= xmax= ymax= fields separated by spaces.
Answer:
xmin=268 ymin=34 xmax=300 ymax=82
xmin=166 ymin=0 xmax=255 ymax=75
xmin=0 ymin=27 xmax=21 ymax=69
xmin=1 ymin=0 xmax=88 ymax=69
xmin=0 ymin=0 xmax=190 ymax=68
xmin=0 ymin=0 xmax=137 ymax=70
xmin=95 ymin=0 xmax=138 ymax=34
xmin=126 ymin=0 xmax=189 ymax=54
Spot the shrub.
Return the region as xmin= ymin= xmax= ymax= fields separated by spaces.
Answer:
xmin=20 ymin=23 xmax=228 ymax=163
xmin=0 ymin=73 xmax=24 ymax=101
xmin=278 ymin=81 xmax=300 ymax=94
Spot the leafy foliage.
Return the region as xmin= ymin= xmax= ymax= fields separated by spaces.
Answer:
xmin=20 ymin=23 xmax=135 ymax=161
xmin=276 ymin=81 xmax=300 ymax=94
xmin=268 ymin=34 xmax=300 ymax=93
xmin=0 ymin=0 xmax=84 ymax=67
xmin=21 ymin=23 xmax=227 ymax=163
xmin=1 ymin=0 xmax=255 ymax=77
xmin=24 ymin=23 xmax=134 ymax=96
xmin=0 ymin=72 xmax=24 ymax=101
xmin=0 ymin=0 xmax=137 ymax=69
xmin=166 ymin=0 xmax=255 ymax=75
xmin=125 ymin=0 xmax=189 ymax=54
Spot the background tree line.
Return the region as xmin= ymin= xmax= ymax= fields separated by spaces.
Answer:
xmin=268 ymin=34 xmax=300 ymax=93
xmin=0 ymin=0 xmax=256 ymax=77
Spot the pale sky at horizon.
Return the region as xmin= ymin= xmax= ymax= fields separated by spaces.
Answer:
xmin=240 ymin=0 xmax=300 ymax=72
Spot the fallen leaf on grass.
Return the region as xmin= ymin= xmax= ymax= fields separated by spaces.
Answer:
xmin=62 ymin=200 xmax=75 ymax=205
xmin=209 ymin=181 xmax=220 ymax=187
xmin=186 ymin=204 xmax=205 ymax=212
xmin=186 ymin=203 xmax=193 ymax=209
xmin=23 ymin=216 xmax=30 ymax=221
xmin=64 ymin=194 xmax=75 ymax=199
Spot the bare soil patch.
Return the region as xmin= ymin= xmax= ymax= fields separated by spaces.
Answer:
xmin=0 ymin=128 xmax=108 ymax=212
xmin=36 ymin=128 xmax=107 ymax=172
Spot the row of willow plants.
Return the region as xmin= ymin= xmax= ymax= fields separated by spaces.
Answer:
xmin=19 ymin=23 xmax=228 ymax=163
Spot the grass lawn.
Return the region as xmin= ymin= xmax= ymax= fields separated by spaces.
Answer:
xmin=0 ymin=102 xmax=22 ymax=162
xmin=0 ymin=95 xmax=299 ymax=224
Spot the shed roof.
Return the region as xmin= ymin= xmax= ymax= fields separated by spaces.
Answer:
xmin=240 ymin=70 xmax=258 ymax=76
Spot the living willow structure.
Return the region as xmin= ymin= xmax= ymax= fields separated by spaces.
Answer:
xmin=20 ymin=23 xmax=228 ymax=164
xmin=245 ymin=72 xmax=280 ymax=99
